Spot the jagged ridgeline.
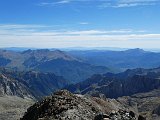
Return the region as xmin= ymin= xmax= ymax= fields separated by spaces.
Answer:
xmin=66 ymin=67 xmax=160 ymax=98
xmin=65 ymin=67 xmax=160 ymax=119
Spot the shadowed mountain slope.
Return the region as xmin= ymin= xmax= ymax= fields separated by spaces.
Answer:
xmin=0 ymin=68 xmax=69 ymax=99
xmin=66 ymin=67 xmax=160 ymax=98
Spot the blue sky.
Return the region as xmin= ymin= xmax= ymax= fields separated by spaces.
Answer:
xmin=0 ymin=0 xmax=160 ymax=48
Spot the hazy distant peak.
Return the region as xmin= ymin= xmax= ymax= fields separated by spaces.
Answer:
xmin=124 ymin=48 xmax=146 ymax=53
xmin=21 ymin=49 xmax=79 ymax=61
xmin=22 ymin=49 xmax=50 ymax=54
xmin=21 ymin=49 xmax=32 ymax=54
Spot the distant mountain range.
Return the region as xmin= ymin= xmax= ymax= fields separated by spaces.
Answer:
xmin=2 ymin=48 xmax=160 ymax=98
xmin=0 ymin=49 xmax=111 ymax=83
xmin=68 ymin=48 xmax=160 ymax=69
xmin=2 ymin=48 xmax=160 ymax=83
xmin=2 ymin=47 xmax=160 ymax=52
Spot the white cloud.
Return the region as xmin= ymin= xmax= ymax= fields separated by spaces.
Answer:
xmin=0 ymin=24 xmax=160 ymax=48
xmin=1 ymin=33 xmax=160 ymax=48
xmin=37 ymin=0 xmax=160 ymax=8
xmin=38 ymin=0 xmax=71 ymax=6
xmin=100 ymin=0 xmax=160 ymax=8
xmin=0 ymin=24 xmax=48 ymax=29
xmin=79 ymin=22 xmax=89 ymax=25
xmin=0 ymin=24 xmax=137 ymax=36
xmin=57 ymin=0 xmax=71 ymax=4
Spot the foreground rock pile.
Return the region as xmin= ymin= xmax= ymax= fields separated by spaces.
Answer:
xmin=21 ymin=90 xmax=143 ymax=120
xmin=95 ymin=110 xmax=146 ymax=120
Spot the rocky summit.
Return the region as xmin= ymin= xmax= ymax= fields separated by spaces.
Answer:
xmin=21 ymin=90 xmax=143 ymax=120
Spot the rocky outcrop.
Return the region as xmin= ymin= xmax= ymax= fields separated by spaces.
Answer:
xmin=21 ymin=90 xmax=139 ymax=120
xmin=94 ymin=110 xmax=138 ymax=120
xmin=0 ymin=72 xmax=33 ymax=99
xmin=117 ymin=88 xmax=160 ymax=120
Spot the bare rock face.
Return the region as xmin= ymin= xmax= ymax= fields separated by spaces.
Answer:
xmin=0 ymin=73 xmax=33 ymax=99
xmin=0 ymin=68 xmax=69 ymax=99
xmin=21 ymin=90 xmax=139 ymax=120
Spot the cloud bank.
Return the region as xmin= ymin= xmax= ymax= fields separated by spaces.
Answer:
xmin=38 ymin=0 xmax=160 ymax=8
xmin=0 ymin=24 xmax=160 ymax=48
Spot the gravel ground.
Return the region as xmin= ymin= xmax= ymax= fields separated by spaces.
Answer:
xmin=0 ymin=96 xmax=34 ymax=120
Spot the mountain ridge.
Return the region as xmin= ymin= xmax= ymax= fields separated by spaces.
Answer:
xmin=66 ymin=67 xmax=160 ymax=98
xmin=0 ymin=68 xmax=69 ymax=99
xmin=0 ymin=49 xmax=111 ymax=83
xmin=68 ymin=48 xmax=160 ymax=69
